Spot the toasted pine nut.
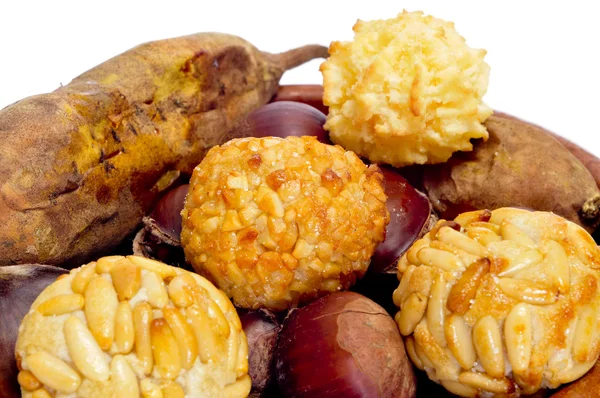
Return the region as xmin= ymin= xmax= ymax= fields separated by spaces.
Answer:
xmin=498 ymin=278 xmax=558 ymax=305
xmin=37 ymin=294 xmax=84 ymax=316
xmin=414 ymin=324 xmax=459 ymax=380
xmin=142 ymin=271 xmax=169 ymax=309
xmin=110 ymin=355 xmax=139 ymax=398
xmin=500 ymin=249 xmax=544 ymax=278
xmin=127 ymin=255 xmax=177 ymax=280
xmin=458 ymin=371 xmax=513 ymax=393
xmin=133 ymin=302 xmax=154 ymax=375
xmin=115 ymin=301 xmax=135 ymax=354
xmin=418 ymin=247 xmax=464 ymax=271
xmin=544 ymin=240 xmax=570 ymax=293
xmin=96 ymin=255 xmax=125 ymax=274
xmin=445 ymin=314 xmax=476 ymax=370
xmin=17 ymin=370 xmax=41 ymax=391
xmin=56 ymin=273 xmax=69 ymax=281
xmin=393 ymin=264 xmax=416 ymax=307
xmin=161 ymin=381 xmax=185 ymax=398
xmin=427 ymin=272 xmax=448 ymax=347
xmin=26 ymin=351 xmax=81 ymax=393
xmin=85 ymin=276 xmax=119 ymax=350
xmin=404 ymin=336 xmax=423 ymax=370
xmin=407 ymin=239 xmax=429 ymax=265
xmin=151 ymin=318 xmax=182 ymax=380
xmin=500 ymin=220 xmax=537 ymax=248
xmin=504 ymin=303 xmax=532 ymax=375
xmin=195 ymin=289 xmax=231 ymax=338
xmin=163 ymin=307 xmax=198 ymax=370
xmin=71 ymin=262 xmax=97 ymax=294
xmin=110 ymin=258 xmax=141 ymax=301
xmin=236 ymin=330 xmax=249 ymax=376
xmin=569 ymin=224 xmax=600 ymax=268
xmin=397 ymin=292 xmax=428 ymax=336
xmin=226 ymin=325 xmax=239 ymax=373
xmin=473 ymin=315 xmax=505 ymax=378
xmin=223 ymin=375 xmax=252 ymax=398
xmin=446 ymin=258 xmax=489 ymax=314
xmin=167 ymin=273 xmax=197 ymax=307
xmin=187 ymin=304 xmax=223 ymax=363
xmin=440 ymin=380 xmax=477 ymax=398
xmin=64 ymin=315 xmax=110 ymax=381
xmin=556 ymin=359 xmax=597 ymax=384
xmin=455 ymin=209 xmax=492 ymax=227
xmin=466 ymin=226 xmax=501 ymax=246
xmin=573 ymin=306 xmax=599 ymax=363
xmin=141 ymin=379 xmax=164 ymax=398
xmin=413 ymin=335 xmax=434 ymax=369
xmin=31 ymin=389 xmax=52 ymax=398
xmin=437 ymin=226 xmax=489 ymax=257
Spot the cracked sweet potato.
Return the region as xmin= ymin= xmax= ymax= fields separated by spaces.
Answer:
xmin=0 ymin=33 xmax=327 ymax=266
xmin=423 ymin=114 xmax=600 ymax=232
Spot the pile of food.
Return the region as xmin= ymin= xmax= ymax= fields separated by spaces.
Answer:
xmin=1 ymin=9 xmax=599 ymax=398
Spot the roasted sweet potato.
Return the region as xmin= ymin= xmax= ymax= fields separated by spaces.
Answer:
xmin=423 ymin=114 xmax=600 ymax=232
xmin=0 ymin=34 xmax=326 ymax=266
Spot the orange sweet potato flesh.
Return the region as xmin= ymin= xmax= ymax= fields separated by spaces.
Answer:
xmin=0 ymin=33 xmax=327 ymax=267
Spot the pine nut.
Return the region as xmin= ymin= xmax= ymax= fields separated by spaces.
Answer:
xmin=446 ymin=258 xmax=489 ymax=314
xmin=110 ymin=355 xmax=139 ymax=398
xmin=418 ymin=247 xmax=465 ymax=271
xmin=504 ymin=303 xmax=532 ymax=375
xmin=127 ymin=255 xmax=177 ymax=280
xmin=31 ymin=389 xmax=52 ymax=398
xmin=115 ymin=301 xmax=135 ymax=354
xmin=167 ymin=273 xmax=197 ymax=307
xmin=26 ymin=351 xmax=81 ymax=393
xmin=71 ymin=262 xmax=97 ymax=294
xmin=17 ymin=370 xmax=41 ymax=391
xmin=133 ymin=301 xmax=154 ymax=375
xmin=445 ymin=314 xmax=476 ymax=370
xmin=427 ymin=272 xmax=449 ymax=347
xmin=110 ymin=258 xmax=141 ymax=301
xmin=473 ymin=316 xmax=504 ymax=378
xmin=222 ymin=375 xmax=252 ymax=398
xmin=404 ymin=336 xmax=424 ymax=370
xmin=500 ymin=220 xmax=536 ymax=248
xmin=141 ymin=379 xmax=164 ymax=398
xmin=163 ymin=307 xmax=198 ymax=370
xmin=64 ymin=315 xmax=110 ymax=381
xmin=151 ymin=318 xmax=182 ymax=380
xmin=37 ymin=294 xmax=84 ymax=316
xmin=161 ymin=381 xmax=185 ymax=398
xmin=96 ymin=255 xmax=125 ymax=274
xmin=458 ymin=371 xmax=513 ymax=394
xmin=397 ymin=292 xmax=428 ymax=336
xmin=573 ymin=306 xmax=599 ymax=363
xmin=187 ymin=304 xmax=223 ymax=363
xmin=142 ymin=271 xmax=169 ymax=309
xmin=498 ymin=278 xmax=558 ymax=305
xmin=437 ymin=226 xmax=489 ymax=257
xmin=85 ymin=275 xmax=119 ymax=350
xmin=440 ymin=380 xmax=477 ymax=398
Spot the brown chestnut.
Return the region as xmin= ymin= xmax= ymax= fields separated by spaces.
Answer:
xmin=275 ymin=291 xmax=416 ymax=398
xmin=0 ymin=264 xmax=67 ymax=397
xmin=231 ymin=101 xmax=330 ymax=144
xmin=371 ymin=166 xmax=434 ymax=274
xmin=240 ymin=310 xmax=282 ymax=397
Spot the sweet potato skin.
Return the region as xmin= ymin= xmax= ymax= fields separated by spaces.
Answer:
xmin=423 ymin=114 xmax=600 ymax=232
xmin=0 ymin=33 xmax=290 ymax=266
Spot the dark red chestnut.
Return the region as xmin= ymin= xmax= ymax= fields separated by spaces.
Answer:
xmin=371 ymin=166 xmax=433 ymax=274
xmin=149 ymin=184 xmax=189 ymax=244
xmin=232 ymin=101 xmax=330 ymax=144
xmin=0 ymin=265 xmax=67 ymax=397
xmin=275 ymin=291 xmax=416 ymax=398
xmin=240 ymin=310 xmax=282 ymax=397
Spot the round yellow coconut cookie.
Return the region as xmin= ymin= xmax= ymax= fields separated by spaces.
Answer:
xmin=321 ymin=10 xmax=493 ymax=167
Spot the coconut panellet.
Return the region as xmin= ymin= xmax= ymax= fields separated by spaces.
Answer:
xmin=393 ymin=207 xmax=600 ymax=396
xmin=321 ymin=11 xmax=492 ymax=167
xmin=15 ymin=255 xmax=250 ymax=398
xmin=181 ymin=136 xmax=389 ymax=310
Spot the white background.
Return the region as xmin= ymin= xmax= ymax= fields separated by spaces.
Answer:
xmin=1 ymin=1 xmax=599 ymax=156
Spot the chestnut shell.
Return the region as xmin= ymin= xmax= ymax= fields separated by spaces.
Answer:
xmin=275 ymin=291 xmax=416 ymax=398
xmin=0 ymin=264 xmax=67 ymax=397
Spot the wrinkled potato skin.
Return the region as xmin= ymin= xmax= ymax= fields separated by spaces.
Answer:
xmin=424 ymin=114 xmax=600 ymax=232
xmin=0 ymin=33 xmax=289 ymax=267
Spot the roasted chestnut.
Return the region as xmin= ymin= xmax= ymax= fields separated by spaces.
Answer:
xmin=275 ymin=291 xmax=416 ymax=397
xmin=0 ymin=265 xmax=67 ymax=397
xmin=231 ymin=101 xmax=330 ymax=144
xmin=240 ymin=310 xmax=282 ymax=397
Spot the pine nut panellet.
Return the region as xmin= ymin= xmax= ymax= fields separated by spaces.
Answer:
xmin=394 ymin=207 xmax=600 ymax=397
xmin=15 ymin=255 xmax=250 ymax=398
xmin=181 ymin=136 xmax=390 ymax=311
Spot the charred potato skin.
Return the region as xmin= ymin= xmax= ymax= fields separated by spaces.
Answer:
xmin=423 ymin=114 xmax=600 ymax=233
xmin=0 ymin=33 xmax=289 ymax=267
